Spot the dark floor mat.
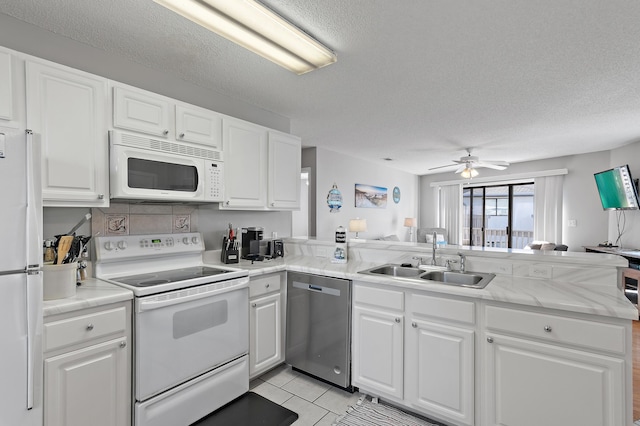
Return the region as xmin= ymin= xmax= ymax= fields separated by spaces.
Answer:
xmin=190 ymin=392 xmax=298 ymax=426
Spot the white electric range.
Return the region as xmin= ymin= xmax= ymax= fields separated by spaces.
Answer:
xmin=95 ymin=232 xmax=249 ymax=426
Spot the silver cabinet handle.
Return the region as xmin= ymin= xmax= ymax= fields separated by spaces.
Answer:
xmin=395 ymin=318 xmax=401 ymax=323
xmin=411 ymin=322 xmax=417 ymax=328
xmin=487 ymin=337 xmax=494 ymax=343
xmin=119 ymin=341 xmax=127 ymax=348
xmin=252 ymin=303 xmax=257 ymax=308
xmin=265 ymin=283 xmax=270 ymax=289
xmin=86 ymin=324 xmax=94 ymax=331
xmin=544 ymin=325 xmax=552 ymax=332
xmin=179 ymin=133 xmax=185 ymax=138
xmin=97 ymin=194 xmax=104 ymax=200
xmin=163 ymin=129 xmax=169 ymax=135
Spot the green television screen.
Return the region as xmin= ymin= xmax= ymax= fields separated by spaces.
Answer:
xmin=594 ymin=165 xmax=639 ymax=210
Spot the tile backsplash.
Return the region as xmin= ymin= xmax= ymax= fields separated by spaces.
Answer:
xmin=91 ymin=203 xmax=198 ymax=236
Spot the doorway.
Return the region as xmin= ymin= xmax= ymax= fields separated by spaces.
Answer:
xmin=462 ymin=183 xmax=534 ymax=249
xmin=291 ymin=169 xmax=310 ymax=237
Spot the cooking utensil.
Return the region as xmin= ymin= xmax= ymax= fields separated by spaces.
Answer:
xmin=56 ymin=235 xmax=74 ymax=265
xmin=67 ymin=213 xmax=92 ymax=236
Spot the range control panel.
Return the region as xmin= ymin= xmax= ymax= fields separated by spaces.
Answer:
xmin=95 ymin=232 xmax=204 ymax=261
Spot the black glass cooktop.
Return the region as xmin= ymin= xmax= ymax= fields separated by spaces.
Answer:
xmin=113 ymin=266 xmax=234 ymax=287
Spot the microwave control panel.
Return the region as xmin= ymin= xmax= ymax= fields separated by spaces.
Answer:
xmin=205 ymin=161 xmax=224 ymax=202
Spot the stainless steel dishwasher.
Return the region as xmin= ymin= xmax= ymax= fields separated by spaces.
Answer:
xmin=286 ymin=272 xmax=352 ymax=390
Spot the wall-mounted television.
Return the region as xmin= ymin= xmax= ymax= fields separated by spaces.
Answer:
xmin=594 ymin=164 xmax=640 ymax=210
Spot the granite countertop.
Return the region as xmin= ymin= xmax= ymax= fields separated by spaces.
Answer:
xmin=204 ymin=252 xmax=638 ymax=321
xmin=43 ymin=278 xmax=133 ymax=317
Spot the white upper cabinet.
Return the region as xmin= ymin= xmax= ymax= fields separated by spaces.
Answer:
xmin=268 ymin=131 xmax=301 ymax=210
xmin=221 ymin=118 xmax=268 ymax=209
xmin=0 ymin=47 xmax=25 ymax=128
xmin=112 ymin=86 xmax=171 ymax=137
xmin=222 ymin=118 xmax=301 ymax=210
xmin=26 ymin=60 xmax=109 ymax=207
xmin=175 ymin=104 xmax=222 ymax=149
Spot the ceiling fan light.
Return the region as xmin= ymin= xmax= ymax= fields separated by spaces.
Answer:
xmin=460 ymin=167 xmax=479 ymax=179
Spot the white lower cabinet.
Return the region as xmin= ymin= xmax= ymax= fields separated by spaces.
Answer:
xmin=483 ymin=303 xmax=630 ymax=426
xmin=43 ymin=302 xmax=131 ymax=426
xmin=45 ymin=338 xmax=129 ymax=426
xmin=249 ymin=273 xmax=285 ymax=378
xmin=352 ymin=305 xmax=404 ymax=399
xmin=406 ymin=319 xmax=474 ymax=426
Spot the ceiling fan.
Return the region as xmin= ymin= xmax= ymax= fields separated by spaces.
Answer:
xmin=429 ymin=149 xmax=509 ymax=178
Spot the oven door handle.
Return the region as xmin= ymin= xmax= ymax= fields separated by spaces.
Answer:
xmin=137 ymin=279 xmax=248 ymax=312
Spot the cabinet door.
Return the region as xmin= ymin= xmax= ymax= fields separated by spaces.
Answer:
xmin=406 ymin=318 xmax=474 ymax=426
xmin=0 ymin=48 xmax=24 ymax=128
xmin=112 ymin=86 xmax=171 ymax=137
xmin=249 ymin=292 xmax=283 ymax=378
xmin=352 ymin=306 xmax=403 ymax=399
xmin=45 ymin=337 xmax=130 ymax=426
xmin=222 ymin=118 xmax=267 ymax=208
xmin=484 ymin=333 xmax=626 ymax=426
xmin=268 ymin=131 xmax=301 ymax=210
xmin=175 ymin=104 xmax=222 ymax=148
xmin=26 ymin=61 xmax=108 ymax=207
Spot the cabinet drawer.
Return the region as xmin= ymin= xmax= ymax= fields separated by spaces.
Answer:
xmin=250 ymin=274 xmax=282 ymax=298
xmin=410 ymin=293 xmax=475 ymax=325
xmin=44 ymin=306 xmax=127 ymax=352
xmin=353 ymin=284 xmax=404 ymax=311
xmin=485 ymin=305 xmax=626 ymax=354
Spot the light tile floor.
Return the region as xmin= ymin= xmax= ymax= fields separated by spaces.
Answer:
xmin=250 ymin=364 xmax=362 ymax=426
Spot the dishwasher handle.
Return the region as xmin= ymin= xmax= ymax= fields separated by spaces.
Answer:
xmin=293 ymin=281 xmax=341 ymax=297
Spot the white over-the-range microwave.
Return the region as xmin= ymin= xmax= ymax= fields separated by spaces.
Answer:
xmin=109 ymin=130 xmax=224 ymax=203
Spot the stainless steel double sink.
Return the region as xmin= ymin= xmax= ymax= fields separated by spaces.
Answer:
xmin=358 ymin=264 xmax=495 ymax=289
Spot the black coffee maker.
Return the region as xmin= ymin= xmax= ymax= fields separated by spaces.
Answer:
xmin=241 ymin=227 xmax=264 ymax=260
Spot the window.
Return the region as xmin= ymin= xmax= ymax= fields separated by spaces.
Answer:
xmin=462 ymin=183 xmax=534 ymax=249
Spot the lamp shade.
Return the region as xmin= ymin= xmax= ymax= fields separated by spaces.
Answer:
xmin=403 ymin=217 xmax=417 ymax=227
xmin=348 ymin=218 xmax=367 ymax=233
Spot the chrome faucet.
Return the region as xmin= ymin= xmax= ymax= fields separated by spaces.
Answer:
xmin=457 ymin=252 xmax=466 ymax=273
xmin=431 ymin=232 xmax=437 ymax=265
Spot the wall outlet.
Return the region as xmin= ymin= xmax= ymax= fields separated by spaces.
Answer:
xmin=316 ymin=247 xmax=327 ymax=258
xmin=492 ymin=263 xmax=513 ymax=275
xmin=568 ymin=219 xmax=577 ymax=227
xmin=528 ymin=264 xmax=552 ymax=279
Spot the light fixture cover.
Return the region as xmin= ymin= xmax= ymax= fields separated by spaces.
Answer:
xmin=461 ymin=167 xmax=479 ymax=179
xmin=154 ymin=0 xmax=336 ymax=74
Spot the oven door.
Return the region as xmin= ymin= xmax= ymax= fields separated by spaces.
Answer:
xmin=110 ymin=140 xmax=206 ymax=202
xmin=134 ymin=281 xmax=248 ymax=401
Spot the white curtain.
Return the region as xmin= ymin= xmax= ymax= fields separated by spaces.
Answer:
xmin=438 ymin=184 xmax=462 ymax=244
xmin=533 ymin=175 xmax=564 ymax=243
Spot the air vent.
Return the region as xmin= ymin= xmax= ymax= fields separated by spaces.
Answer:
xmin=121 ymin=133 xmax=222 ymax=161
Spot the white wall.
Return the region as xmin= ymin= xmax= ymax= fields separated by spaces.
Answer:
xmin=419 ymin=148 xmax=616 ymax=251
xmin=314 ymin=147 xmax=419 ymax=241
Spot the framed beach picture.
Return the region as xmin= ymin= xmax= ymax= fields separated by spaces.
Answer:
xmin=355 ymin=184 xmax=387 ymax=208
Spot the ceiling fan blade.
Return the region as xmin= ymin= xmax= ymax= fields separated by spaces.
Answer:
xmin=482 ymin=160 xmax=510 ymax=166
xmin=477 ymin=162 xmax=507 ymax=171
xmin=428 ymin=163 xmax=457 ymax=170
xmin=455 ymin=164 xmax=468 ymax=174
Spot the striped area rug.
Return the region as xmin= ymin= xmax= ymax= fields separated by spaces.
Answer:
xmin=333 ymin=396 xmax=440 ymax=426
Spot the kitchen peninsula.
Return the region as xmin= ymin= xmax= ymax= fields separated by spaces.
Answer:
xmin=206 ymin=238 xmax=636 ymax=426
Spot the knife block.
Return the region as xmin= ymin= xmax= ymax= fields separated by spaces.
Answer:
xmin=220 ymin=237 xmax=239 ymax=264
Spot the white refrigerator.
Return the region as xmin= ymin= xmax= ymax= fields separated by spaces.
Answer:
xmin=0 ymin=128 xmax=43 ymax=426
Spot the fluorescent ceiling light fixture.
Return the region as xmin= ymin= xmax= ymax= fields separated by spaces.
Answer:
xmin=154 ymin=0 xmax=337 ymax=74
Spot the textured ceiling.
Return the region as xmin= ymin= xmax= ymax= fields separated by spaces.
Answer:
xmin=2 ymin=0 xmax=640 ymax=175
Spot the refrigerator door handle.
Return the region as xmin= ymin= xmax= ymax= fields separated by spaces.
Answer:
xmin=25 ymin=271 xmax=42 ymax=410
xmin=25 ymin=130 xmax=43 ymax=270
